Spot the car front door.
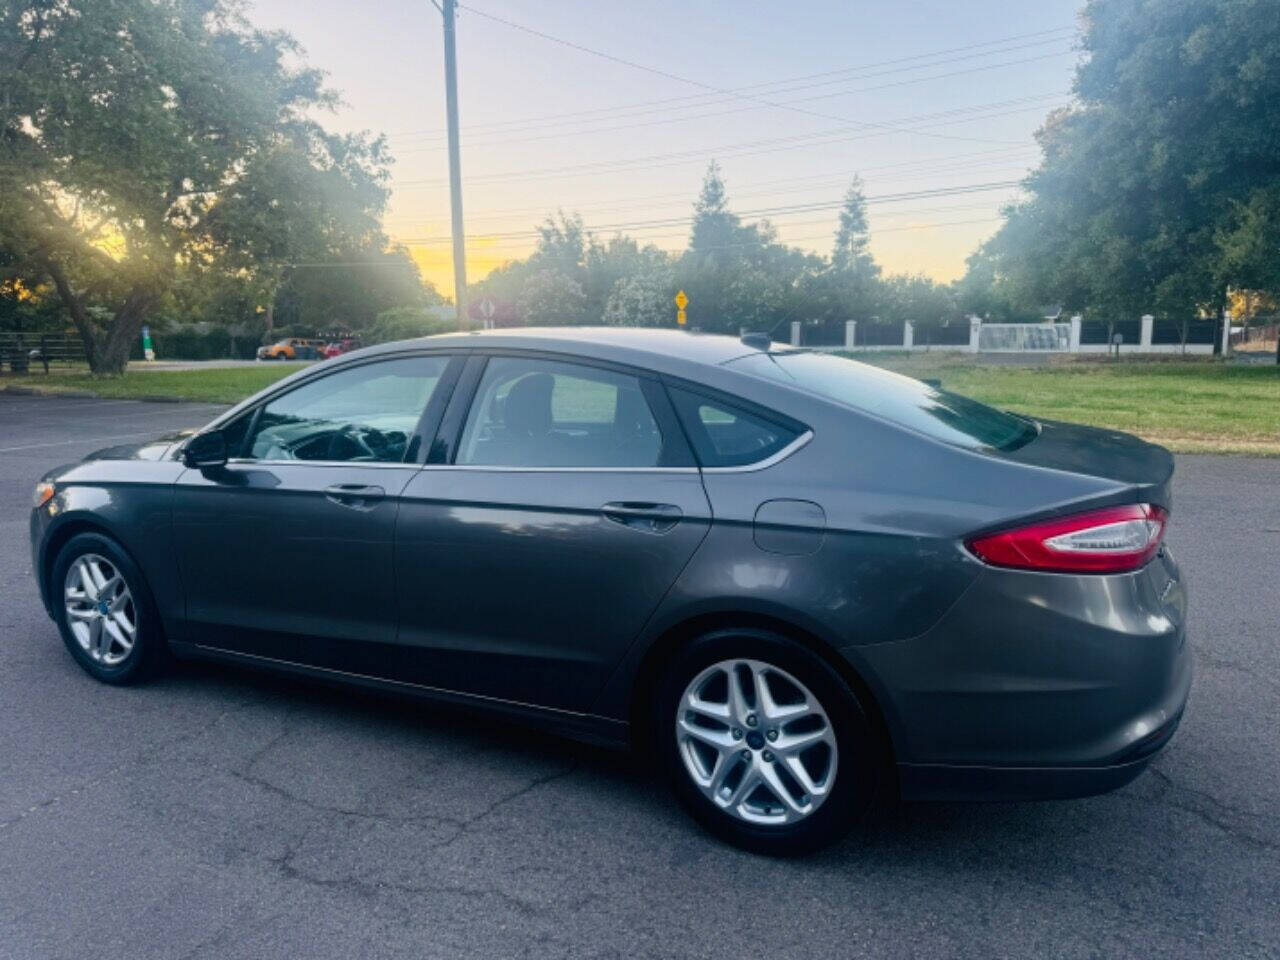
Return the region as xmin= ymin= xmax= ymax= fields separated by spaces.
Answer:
xmin=172 ymin=353 xmax=460 ymax=666
xmin=393 ymin=353 xmax=713 ymax=712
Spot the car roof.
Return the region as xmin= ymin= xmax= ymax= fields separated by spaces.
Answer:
xmin=358 ymin=326 xmax=769 ymax=373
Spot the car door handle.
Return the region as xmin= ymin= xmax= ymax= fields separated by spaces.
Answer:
xmin=601 ymin=501 xmax=683 ymax=533
xmin=323 ymin=483 xmax=385 ymax=509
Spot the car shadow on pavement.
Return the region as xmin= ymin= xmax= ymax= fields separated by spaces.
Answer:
xmin=155 ymin=655 xmax=1162 ymax=873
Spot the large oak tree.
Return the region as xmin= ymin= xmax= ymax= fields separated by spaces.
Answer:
xmin=980 ymin=0 xmax=1280 ymax=324
xmin=0 ymin=0 xmax=392 ymax=372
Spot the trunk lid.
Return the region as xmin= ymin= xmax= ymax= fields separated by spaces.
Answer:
xmin=997 ymin=418 xmax=1175 ymax=509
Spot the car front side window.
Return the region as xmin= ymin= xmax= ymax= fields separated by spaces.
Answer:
xmin=456 ymin=356 xmax=665 ymax=468
xmin=242 ymin=356 xmax=449 ymax=464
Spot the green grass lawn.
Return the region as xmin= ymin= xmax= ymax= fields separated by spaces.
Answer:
xmin=855 ymin=354 xmax=1280 ymax=455
xmin=3 ymin=354 xmax=1278 ymax=455
xmin=2 ymin=363 xmax=310 ymax=404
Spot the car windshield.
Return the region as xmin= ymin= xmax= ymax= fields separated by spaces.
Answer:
xmin=728 ymin=351 xmax=1037 ymax=452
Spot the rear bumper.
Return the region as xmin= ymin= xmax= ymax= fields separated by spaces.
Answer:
xmin=897 ymin=691 xmax=1187 ymax=802
xmin=850 ymin=547 xmax=1191 ymax=800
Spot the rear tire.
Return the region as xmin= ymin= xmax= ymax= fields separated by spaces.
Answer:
xmin=656 ymin=628 xmax=879 ymax=855
xmin=50 ymin=532 xmax=168 ymax=685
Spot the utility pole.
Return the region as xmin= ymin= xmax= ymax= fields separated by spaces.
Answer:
xmin=439 ymin=0 xmax=468 ymax=327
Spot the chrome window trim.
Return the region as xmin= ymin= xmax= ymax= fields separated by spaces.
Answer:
xmin=415 ymin=464 xmax=700 ymax=474
xmin=406 ymin=431 xmax=811 ymax=474
xmin=224 ymin=458 xmax=422 ymax=470
xmin=699 ymin=429 xmax=814 ymax=473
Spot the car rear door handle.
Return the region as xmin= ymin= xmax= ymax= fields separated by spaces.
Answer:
xmin=324 ymin=483 xmax=385 ymax=509
xmin=601 ymin=501 xmax=683 ymax=533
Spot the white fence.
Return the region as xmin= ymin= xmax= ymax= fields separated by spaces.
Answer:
xmin=790 ymin=315 xmax=1224 ymax=356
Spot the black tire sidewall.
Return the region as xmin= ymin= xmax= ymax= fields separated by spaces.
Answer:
xmin=50 ymin=532 xmax=162 ymax=685
xmin=656 ymin=628 xmax=878 ymax=856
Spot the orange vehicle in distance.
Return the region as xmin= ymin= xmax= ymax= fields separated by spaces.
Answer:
xmin=256 ymin=338 xmax=327 ymax=361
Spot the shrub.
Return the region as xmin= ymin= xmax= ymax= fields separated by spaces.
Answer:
xmin=365 ymin=307 xmax=458 ymax=344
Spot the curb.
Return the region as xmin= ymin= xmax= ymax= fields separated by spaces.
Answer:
xmin=1 ymin=385 xmax=192 ymax=403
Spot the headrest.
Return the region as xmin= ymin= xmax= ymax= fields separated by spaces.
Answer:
xmin=503 ymin=373 xmax=555 ymax=437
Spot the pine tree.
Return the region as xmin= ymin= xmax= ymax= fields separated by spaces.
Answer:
xmin=688 ymin=162 xmax=742 ymax=262
xmin=831 ymin=176 xmax=878 ymax=280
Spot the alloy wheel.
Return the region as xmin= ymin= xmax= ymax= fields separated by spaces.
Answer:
xmin=63 ymin=553 xmax=137 ymax=667
xmin=675 ymin=658 xmax=838 ymax=826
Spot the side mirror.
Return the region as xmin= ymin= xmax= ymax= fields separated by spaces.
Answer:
xmin=182 ymin=430 xmax=228 ymax=470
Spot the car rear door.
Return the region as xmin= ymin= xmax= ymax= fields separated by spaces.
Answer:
xmin=392 ymin=352 xmax=713 ymax=712
xmin=172 ymin=353 xmax=462 ymax=665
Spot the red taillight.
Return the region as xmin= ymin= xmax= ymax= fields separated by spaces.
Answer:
xmin=966 ymin=504 xmax=1168 ymax=574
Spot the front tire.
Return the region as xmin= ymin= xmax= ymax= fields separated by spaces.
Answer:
xmin=50 ymin=532 xmax=167 ymax=685
xmin=656 ymin=628 xmax=879 ymax=855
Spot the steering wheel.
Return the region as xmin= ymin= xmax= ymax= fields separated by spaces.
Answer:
xmin=327 ymin=424 xmax=388 ymax=461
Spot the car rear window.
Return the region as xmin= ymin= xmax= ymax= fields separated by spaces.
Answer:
xmin=727 ymin=351 xmax=1037 ymax=452
xmin=667 ymin=387 xmax=802 ymax=468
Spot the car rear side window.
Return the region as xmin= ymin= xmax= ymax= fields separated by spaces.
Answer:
xmin=727 ymin=351 xmax=1037 ymax=452
xmin=242 ymin=356 xmax=449 ymax=463
xmin=667 ymin=387 xmax=801 ymax=468
xmin=456 ymin=357 xmax=665 ymax=468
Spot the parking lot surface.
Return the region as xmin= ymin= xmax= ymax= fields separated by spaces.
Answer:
xmin=1 ymin=393 xmax=1277 ymax=959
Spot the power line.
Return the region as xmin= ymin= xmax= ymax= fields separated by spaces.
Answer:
xmin=381 ymin=151 xmax=1039 ymax=227
xmin=386 ymin=145 xmax=1040 ymax=225
xmin=391 ymin=180 xmax=1022 ymax=245
xmin=391 ymin=32 xmax=1076 ymax=145
xmin=387 ymin=25 xmax=1073 ymax=139
xmin=455 ymin=4 xmax=1051 ymax=147
xmin=391 ymin=98 xmax=1063 ymax=189
xmin=394 ymin=216 xmax=1006 ymax=256
xmin=390 ymin=57 xmax=1072 ymax=155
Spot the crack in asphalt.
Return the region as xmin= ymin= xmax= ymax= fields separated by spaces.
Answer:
xmin=228 ymin=743 xmax=579 ymax=847
xmin=248 ymin=765 xmax=587 ymax=921
xmin=0 ymin=692 xmax=272 ymax=835
xmin=1134 ymin=765 xmax=1280 ymax=853
xmin=1193 ymin=647 xmax=1280 ymax=692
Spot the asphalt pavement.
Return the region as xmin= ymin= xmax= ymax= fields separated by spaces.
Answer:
xmin=1 ymin=392 xmax=1277 ymax=959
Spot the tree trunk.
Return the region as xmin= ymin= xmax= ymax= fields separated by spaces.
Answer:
xmin=41 ymin=256 xmax=100 ymax=370
xmin=41 ymin=257 xmax=154 ymax=375
xmin=94 ymin=289 xmax=155 ymax=375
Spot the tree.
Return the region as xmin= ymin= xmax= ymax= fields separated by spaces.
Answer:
xmin=984 ymin=0 xmax=1280 ymax=325
xmin=878 ymin=274 xmax=958 ymax=326
xmin=365 ymin=305 xmax=455 ymax=344
xmin=799 ymin=176 xmax=883 ymax=325
xmin=603 ymin=270 xmax=673 ymax=327
xmin=687 ymin=161 xmax=742 ymax=265
xmin=0 ymin=0 xmax=392 ymax=372
xmin=517 ymin=268 xmax=587 ymax=326
xmin=953 ymin=244 xmax=1043 ymax=322
xmin=831 ymin=176 xmax=878 ymax=280
xmin=678 ymin=163 xmax=824 ymax=332
xmin=584 ymin=234 xmax=670 ymax=322
xmin=271 ymin=247 xmax=442 ymax=335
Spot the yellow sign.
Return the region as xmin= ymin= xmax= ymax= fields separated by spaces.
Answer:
xmin=674 ymin=290 xmax=688 ymax=310
xmin=676 ymin=308 xmax=687 ymax=326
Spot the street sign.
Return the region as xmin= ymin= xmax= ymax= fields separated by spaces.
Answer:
xmin=674 ymin=290 xmax=688 ymax=310
xmin=478 ymin=297 xmax=496 ymax=319
xmin=676 ymin=309 xmax=687 ymax=326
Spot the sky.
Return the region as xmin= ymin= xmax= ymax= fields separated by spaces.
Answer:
xmin=246 ymin=0 xmax=1084 ymax=299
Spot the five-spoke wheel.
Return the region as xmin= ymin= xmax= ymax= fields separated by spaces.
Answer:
xmin=658 ymin=628 xmax=879 ymax=854
xmin=676 ymin=658 xmax=838 ymax=826
xmin=51 ymin=532 xmax=163 ymax=684
xmin=63 ymin=553 xmax=137 ymax=666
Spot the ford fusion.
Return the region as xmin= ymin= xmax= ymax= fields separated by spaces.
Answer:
xmin=30 ymin=329 xmax=1189 ymax=853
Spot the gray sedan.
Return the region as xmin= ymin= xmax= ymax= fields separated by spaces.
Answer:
xmin=29 ymin=328 xmax=1189 ymax=853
